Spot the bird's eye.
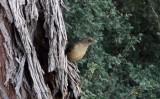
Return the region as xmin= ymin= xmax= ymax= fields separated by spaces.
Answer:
xmin=87 ymin=39 xmax=92 ymax=42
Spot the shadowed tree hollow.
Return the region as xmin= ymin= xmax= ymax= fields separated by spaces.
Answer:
xmin=0 ymin=0 xmax=81 ymax=99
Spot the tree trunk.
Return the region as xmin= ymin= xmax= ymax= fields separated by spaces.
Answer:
xmin=0 ymin=0 xmax=81 ymax=99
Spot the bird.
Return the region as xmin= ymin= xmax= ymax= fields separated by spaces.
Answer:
xmin=65 ymin=37 xmax=94 ymax=61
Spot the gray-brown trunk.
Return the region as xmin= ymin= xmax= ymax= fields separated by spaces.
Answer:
xmin=0 ymin=0 xmax=81 ymax=99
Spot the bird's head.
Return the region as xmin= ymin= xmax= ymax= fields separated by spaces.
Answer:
xmin=80 ymin=37 xmax=95 ymax=46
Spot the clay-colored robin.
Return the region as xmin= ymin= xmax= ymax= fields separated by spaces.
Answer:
xmin=66 ymin=37 xmax=94 ymax=61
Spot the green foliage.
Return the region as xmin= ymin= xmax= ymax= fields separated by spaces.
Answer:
xmin=64 ymin=0 xmax=160 ymax=98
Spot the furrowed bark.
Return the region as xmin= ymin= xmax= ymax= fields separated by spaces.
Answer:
xmin=0 ymin=0 xmax=81 ymax=99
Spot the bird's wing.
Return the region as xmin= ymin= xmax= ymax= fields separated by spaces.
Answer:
xmin=65 ymin=43 xmax=75 ymax=54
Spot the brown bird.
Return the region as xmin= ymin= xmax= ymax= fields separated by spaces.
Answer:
xmin=66 ymin=37 xmax=94 ymax=61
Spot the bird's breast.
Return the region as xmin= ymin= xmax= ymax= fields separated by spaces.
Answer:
xmin=67 ymin=43 xmax=88 ymax=61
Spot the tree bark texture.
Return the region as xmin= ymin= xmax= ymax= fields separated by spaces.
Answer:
xmin=0 ymin=0 xmax=81 ymax=99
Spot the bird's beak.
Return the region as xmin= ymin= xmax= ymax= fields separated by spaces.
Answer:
xmin=93 ymin=39 xmax=98 ymax=43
